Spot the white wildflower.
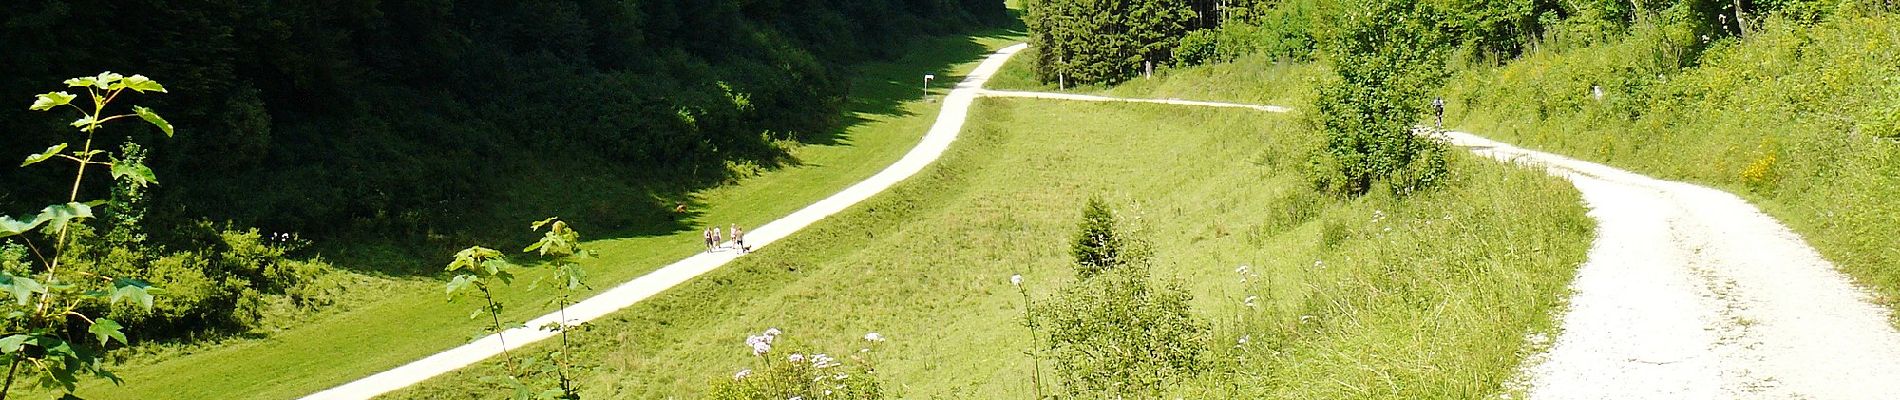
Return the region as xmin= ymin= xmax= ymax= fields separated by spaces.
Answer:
xmin=789 ymin=353 xmax=805 ymax=363
xmin=763 ymin=327 xmax=782 ymax=338
xmin=1235 ymin=265 xmax=1250 ymax=274
xmin=1300 ymin=315 xmax=1316 ymax=323
xmin=811 ymin=353 xmax=839 ymax=368
xmin=1237 ymin=334 xmax=1250 ymax=345
xmin=1243 ymin=295 xmax=1258 ymax=308
xmin=864 ymin=332 xmax=885 ymax=342
xmin=734 ymin=369 xmax=752 ymax=380
xmin=1010 ymin=274 xmax=1023 ymax=287
xmin=747 ymin=334 xmax=774 ymax=355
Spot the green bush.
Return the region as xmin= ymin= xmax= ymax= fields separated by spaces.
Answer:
xmin=1036 ymin=267 xmax=1211 ymax=397
xmin=53 ymin=222 xmax=332 ymax=338
xmin=1174 ymin=29 xmax=1223 ymax=67
xmin=1309 ymin=0 xmax=1453 ymax=197
xmin=1036 ymin=198 xmax=1209 ymax=397
xmin=1069 ymin=197 xmax=1128 ymax=278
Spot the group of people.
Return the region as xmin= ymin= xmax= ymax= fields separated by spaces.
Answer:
xmin=704 ymin=224 xmax=748 ymax=253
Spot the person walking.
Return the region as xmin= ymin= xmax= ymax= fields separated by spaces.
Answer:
xmin=703 ymin=227 xmax=713 ymax=252
xmin=731 ymin=224 xmax=746 ymax=253
xmin=712 ymin=226 xmax=724 ymax=250
xmin=1432 ymin=97 xmax=1446 ymax=128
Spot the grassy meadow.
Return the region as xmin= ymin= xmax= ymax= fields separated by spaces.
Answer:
xmin=392 ymin=97 xmax=1591 ymax=398
xmin=1443 ymin=13 xmax=1900 ymax=324
xmin=59 ymin=31 xmax=1027 ymax=400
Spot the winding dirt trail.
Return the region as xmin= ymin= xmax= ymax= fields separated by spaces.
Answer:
xmin=1448 ymin=132 xmax=1900 ymax=399
xmin=305 ymin=41 xmax=1900 ymax=399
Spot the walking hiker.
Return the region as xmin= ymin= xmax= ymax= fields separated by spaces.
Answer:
xmin=703 ymin=227 xmax=713 ymax=252
xmin=732 ymin=224 xmax=746 ymax=253
xmin=1432 ymin=97 xmax=1446 ymax=128
xmin=713 ymin=226 xmax=724 ymax=250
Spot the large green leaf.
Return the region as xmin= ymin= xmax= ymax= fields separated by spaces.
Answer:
xmin=110 ymin=278 xmax=156 ymax=310
xmin=0 ymin=215 xmax=44 ymax=239
xmin=66 ymin=72 xmax=123 ymax=89
xmin=35 ymin=202 xmax=93 ymax=234
xmin=2 ymin=275 xmax=45 ymax=306
xmin=447 ymin=246 xmax=503 ymax=272
xmin=69 ymin=115 xmax=97 ymax=129
xmin=21 ymin=143 xmax=67 ymax=167
xmin=29 ymin=92 xmax=76 ymax=111
xmin=87 ymin=318 xmax=126 ymax=346
xmin=109 ymin=159 xmax=157 ymax=187
xmin=446 ymin=274 xmax=477 ymax=297
xmin=0 ymin=334 xmax=28 ymax=353
xmin=111 ymin=75 xmax=166 ymax=93
xmin=132 ymin=106 xmax=173 ymax=137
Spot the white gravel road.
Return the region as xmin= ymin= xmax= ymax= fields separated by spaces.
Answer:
xmin=1445 ymin=131 xmax=1900 ymax=399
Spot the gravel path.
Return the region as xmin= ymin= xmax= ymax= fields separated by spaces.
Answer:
xmin=300 ymin=43 xmax=1029 ymax=400
xmin=1445 ymin=131 xmax=1900 ymax=399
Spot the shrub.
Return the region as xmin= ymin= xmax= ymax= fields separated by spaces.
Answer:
xmin=1309 ymin=0 xmax=1453 ymax=197
xmin=1035 ymin=267 xmax=1211 ymax=397
xmin=1070 ymin=197 xmax=1126 ymax=278
xmin=1174 ymin=29 xmax=1223 ymax=67
xmin=1037 ymin=198 xmax=1209 ymax=397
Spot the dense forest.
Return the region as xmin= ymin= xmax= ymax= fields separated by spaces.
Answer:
xmin=1 ymin=0 xmax=1009 ymax=263
xmin=1021 ymin=0 xmax=1855 ymax=86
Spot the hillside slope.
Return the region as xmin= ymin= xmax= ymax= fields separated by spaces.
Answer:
xmin=0 ymin=0 xmax=1007 ymax=266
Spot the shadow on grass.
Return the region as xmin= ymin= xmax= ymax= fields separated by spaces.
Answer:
xmin=321 ymin=24 xmax=1027 ymax=277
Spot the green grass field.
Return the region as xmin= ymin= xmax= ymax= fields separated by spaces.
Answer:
xmin=391 ymin=97 xmax=1591 ymax=399
xmin=1443 ymin=15 xmax=1900 ymax=325
xmin=60 ymin=31 xmax=1026 ymax=400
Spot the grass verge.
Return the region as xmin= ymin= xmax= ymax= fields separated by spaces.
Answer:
xmin=392 ymin=98 xmax=1590 ymax=399
xmin=60 ymin=30 xmax=1026 ymax=400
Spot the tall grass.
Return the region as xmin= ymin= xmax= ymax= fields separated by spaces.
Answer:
xmin=1444 ymin=11 xmax=1900 ymax=324
xmin=393 ymin=98 xmax=1590 ymax=398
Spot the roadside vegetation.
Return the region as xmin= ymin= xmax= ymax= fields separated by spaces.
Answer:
xmin=391 ymin=99 xmax=1590 ymax=399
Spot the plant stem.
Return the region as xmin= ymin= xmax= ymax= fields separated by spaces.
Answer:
xmin=557 ymin=294 xmax=574 ymax=398
xmin=2 ymin=357 xmax=20 ymax=400
xmin=481 ymin=287 xmax=515 ymax=371
xmin=37 ymin=103 xmax=103 ymax=318
xmin=1020 ymin=289 xmax=1043 ymax=400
